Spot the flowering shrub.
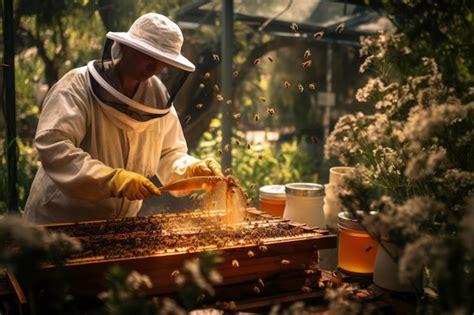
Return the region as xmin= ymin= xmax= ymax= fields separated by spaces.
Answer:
xmin=325 ymin=31 xmax=474 ymax=313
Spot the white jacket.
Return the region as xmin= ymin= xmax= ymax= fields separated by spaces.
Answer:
xmin=24 ymin=64 xmax=198 ymax=224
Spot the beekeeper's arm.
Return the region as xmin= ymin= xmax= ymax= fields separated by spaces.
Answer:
xmin=156 ymin=107 xmax=223 ymax=190
xmin=35 ymin=83 xmax=159 ymax=201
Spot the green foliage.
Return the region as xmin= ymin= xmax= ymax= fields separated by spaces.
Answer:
xmin=192 ymin=115 xmax=319 ymax=203
xmin=326 ymin=30 xmax=474 ymax=313
xmin=176 ymin=251 xmax=222 ymax=310
xmin=0 ymin=215 xmax=81 ymax=314
xmin=99 ymin=265 xmax=158 ymax=315
xmin=367 ymin=0 xmax=474 ymax=94
xmin=0 ymin=138 xmax=39 ymax=213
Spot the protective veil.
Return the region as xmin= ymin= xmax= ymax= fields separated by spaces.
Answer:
xmin=24 ymin=13 xmax=200 ymax=224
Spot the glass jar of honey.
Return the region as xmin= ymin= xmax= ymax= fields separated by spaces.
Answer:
xmin=337 ymin=211 xmax=378 ymax=275
xmin=259 ymin=185 xmax=286 ymax=217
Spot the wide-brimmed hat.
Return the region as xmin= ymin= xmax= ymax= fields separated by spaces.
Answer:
xmin=106 ymin=13 xmax=195 ymax=72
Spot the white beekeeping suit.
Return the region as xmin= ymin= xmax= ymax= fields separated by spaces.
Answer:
xmin=24 ymin=13 xmax=222 ymax=224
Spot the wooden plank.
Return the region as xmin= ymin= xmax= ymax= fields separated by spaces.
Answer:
xmin=42 ymin=210 xmax=336 ymax=299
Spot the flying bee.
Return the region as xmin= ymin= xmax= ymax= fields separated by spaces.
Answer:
xmin=298 ymin=84 xmax=304 ymax=93
xmin=232 ymin=259 xmax=239 ymax=268
xmin=336 ymin=23 xmax=344 ymax=34
xmin=204 ymin=72 xmax=211 ymax=79
xmin=253 ymin=286 xmax=261 ymax=294
xmin=247 ymin=250 xmax=254 ymax=258
xmin=257 ymin=154 xmax=263 ymax=160
xmin=196 ymin=103 xmax=204 ymax=109
xmin=170 ymin=270 xmax=180 ymax=278
xmin=313 ymin=31 xmax=324 ymax=39
xmin=260 ymin=97 xmax=266 ymax=102
xmin=258 ymin=245 xmax=268 ymax=252
xmin=247 ymin=143 xmax=252 ymax=150
xmin=290 ymin=22 xmax=299 ymax=32
xmin=258 ymin=278 xmax=265 ymax=288
xmin=184 ymin=115 xmax=192 ymax=124
xmin=224 ymin=144 xmax=230 ymax=152
xmin=318 ymin=279 xmax=325 ymax=288
xmin=302 ymin=60 xmax=312 ymax=68
xmin=199 ymin=83 xmax=205 ymax=88
xmin=232 ymin=70 xmax=239 ymax=77
xmin=267 ymin=56 xmax=274 ymax=62
xmin=233 ymin=112 xmax=241 ymax=119
xmin=246 ymin=197 xmax=253 ymax=205
xmin=225 ymin=99 xmax=233 ymax=105
xmin=217 ymin=149 xmax=223 ymax=156
xmin=213 ymin=84 xmax=220 ymax=92
xmin=308 ymin=83 xmax=316 ymax=90
xmin=216 ymin=94 xmax=224 ymax=102
xmin=224 ymin=168 xmax=232 ymax=174
xmin=304 ymin=49 xmax=311 ymax=59
xmin=284 ymin=81 xmax=291 ymax=88
xmin=365 ymin=244 xmax=373 ymax=252
xmin=301 ymin=286 xmax=312 ymax=293
xmin=281 ymin=259 xmax=291 ymax=265
xmin=254 ymin=114 xmax=260 ymax=122
xmin=253 ymin=58 xmax=261 ymax=65
xmin=249 ymin=183 xmax=256 ymax=190
xmin=266 ymin=107 xmax=276 ymax=116
xmin=310 ymin=136 xmax=319 ymax=144
xmin=212 ymin=53 xmax=220 ymax=62
xmin=233 ymin=139 xmax=241 ymax=146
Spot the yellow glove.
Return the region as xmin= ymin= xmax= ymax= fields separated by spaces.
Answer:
xmin=110 ymin=169 xmax=161 ymax=200
xmin=186 ymin=158 xmax=223 ymax=177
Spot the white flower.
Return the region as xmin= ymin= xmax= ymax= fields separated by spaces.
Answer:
xmin=126 ymin=270 xmax=152 ymax=290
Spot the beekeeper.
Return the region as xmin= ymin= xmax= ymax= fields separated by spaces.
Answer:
xmin=24 ymin=13 xmax=222 ymax=224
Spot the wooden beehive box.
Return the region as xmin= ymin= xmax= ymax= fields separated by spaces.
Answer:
xmin=42 ymin=209 xmax=336 ymax=300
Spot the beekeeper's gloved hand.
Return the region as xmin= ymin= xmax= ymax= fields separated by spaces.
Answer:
xmin=110 ymin=169 xmax=161 ymax=200
xmin=186 ymin=158 xmax=223 ymax=177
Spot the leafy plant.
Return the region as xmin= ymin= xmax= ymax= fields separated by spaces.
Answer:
xmin=325 ymin=30 xmax=474 ymax=313
xmin=0 ymin=138 xmax=39 ymax=214
xmin=192 ymin=115 xmax=319 ymax=204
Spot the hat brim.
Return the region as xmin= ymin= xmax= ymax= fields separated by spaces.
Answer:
xmin=106 ymin=32 xmax=195 ymax=72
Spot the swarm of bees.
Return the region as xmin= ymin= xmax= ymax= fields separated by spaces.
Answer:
xmin=187 ymin=20 xmax=349 ymax=192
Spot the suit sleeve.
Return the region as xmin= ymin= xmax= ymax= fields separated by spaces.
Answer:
xmin=35 ymin=79 xmax=120 ymax=201
xmin=156 ymin=106 xmax=199 ymax=194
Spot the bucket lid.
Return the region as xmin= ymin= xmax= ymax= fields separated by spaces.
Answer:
xmin=259 ymin=185 xmax=286 ymax=200
xmin=337 ymin=211 xmax=367 ymax=231
xmin=285 ymin=183 xmax=325 ymax=197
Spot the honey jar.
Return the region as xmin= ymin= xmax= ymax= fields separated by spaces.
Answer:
xmin=337 ymin=211 xmax=378 ymax=275
xmin=259 ymin=185 xmax=286 ymax=217
xmin=283 ymin=183 xmax=325 ymax=228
